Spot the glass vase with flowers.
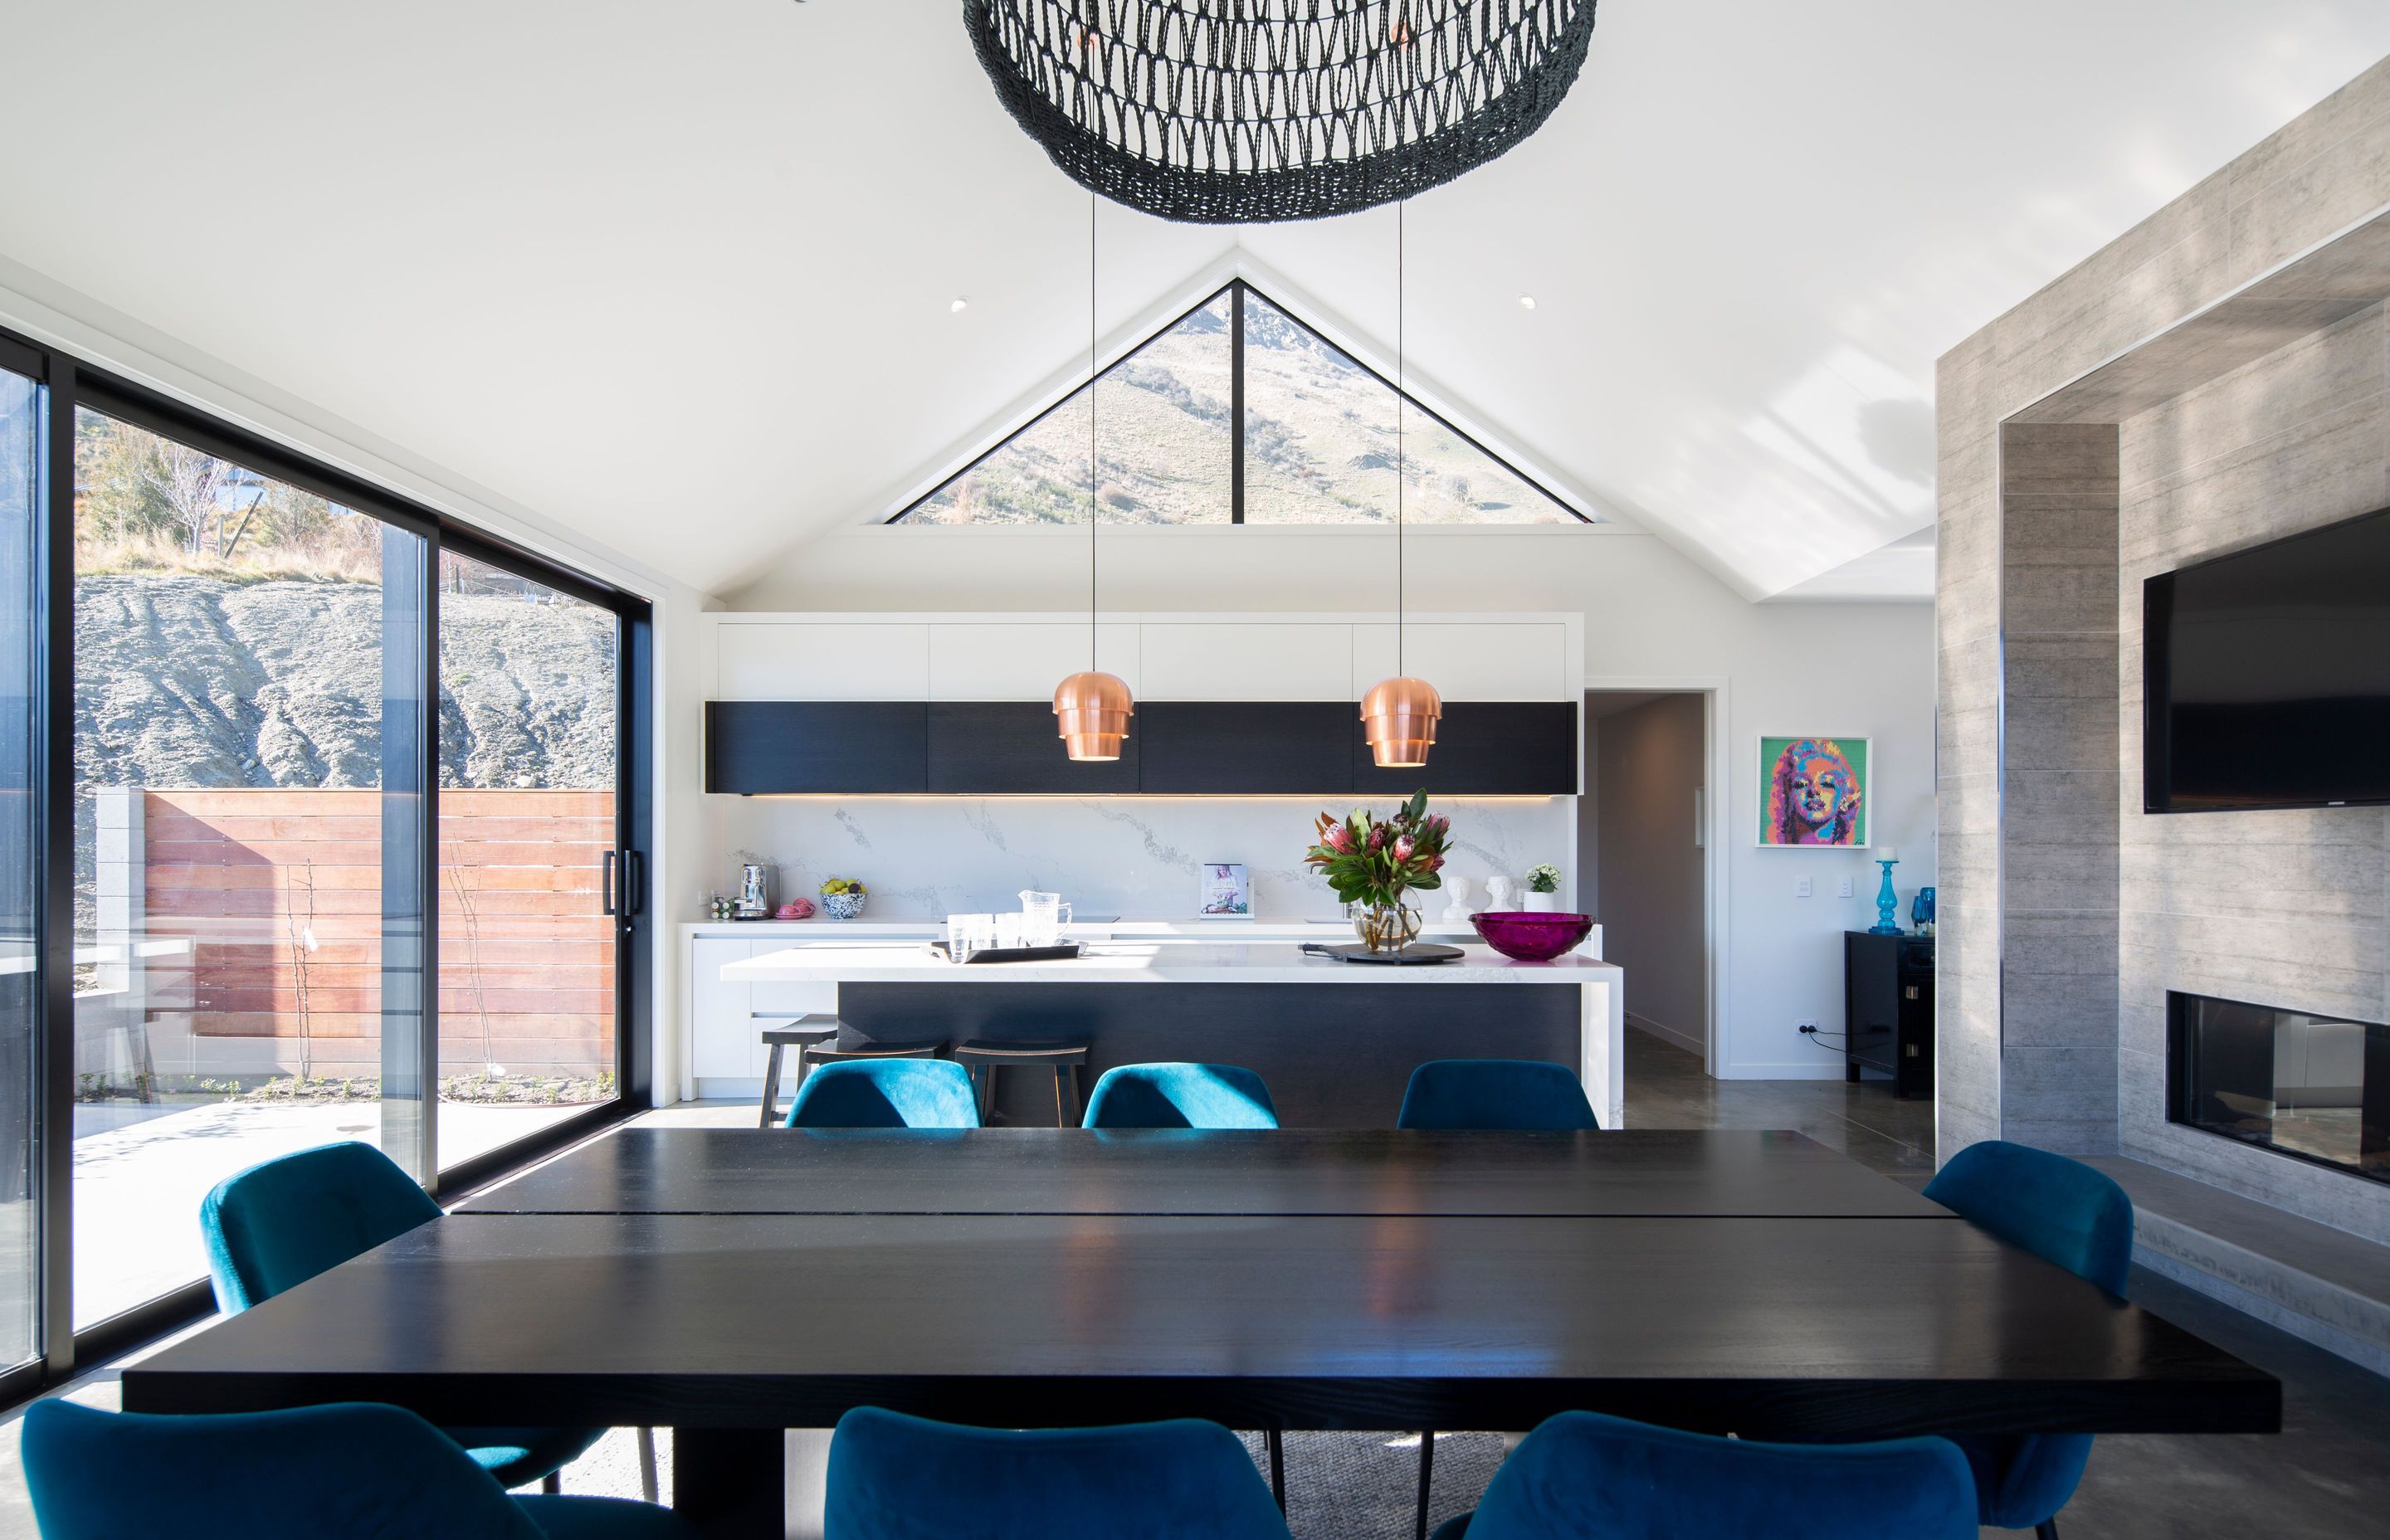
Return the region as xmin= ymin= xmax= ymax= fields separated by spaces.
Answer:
xmin=1303 ymin=791 xmax=1452 ymax=953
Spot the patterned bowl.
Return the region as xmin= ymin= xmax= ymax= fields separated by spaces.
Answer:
xmin=820 ymin=890 xmax=867 ymax=921
xmin=1471 ymin=910 xmax=1593 ymax=962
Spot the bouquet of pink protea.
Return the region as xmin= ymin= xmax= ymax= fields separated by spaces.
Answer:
xmin=1304 ymin=790 xmax=1451 ymax=910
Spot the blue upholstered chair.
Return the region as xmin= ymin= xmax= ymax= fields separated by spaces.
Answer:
xmin=200 ymin=1141 xmax=632 ymax=1496
xmin=20 ymin=1400 xmax=685 ymax=1539
xmin=1427 ymin=1410 xmax=1975 ymax=1540
xmin=825 ymin=1406 xmax=1290 ymax=1540
xmin=1081 ymin=1062 xmax=1280 ymax=1129
xmin=1397 ymin=1060 xmax=1599 ymax=1131
xmin=1393 ymin=1059 xmax=1598 ymax=1537
xmin=1924 ymin=1140 xmax=2134 ymax=1540
xmin=786 ymin=1057 xmax=983 ymax=1129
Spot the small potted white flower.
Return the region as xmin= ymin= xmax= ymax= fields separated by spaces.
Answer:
xmin=1524 ymin=862 xmax=1563 ymax=913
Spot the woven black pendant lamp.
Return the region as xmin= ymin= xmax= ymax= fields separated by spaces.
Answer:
xmin=964 ymin=1 xmax=1600 ymax=225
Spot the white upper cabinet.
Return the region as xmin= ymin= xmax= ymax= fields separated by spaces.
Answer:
xmin=1351 ymin=622 xmax=1572 ymax=700
xmin=1139 ymin=623 xmax=1354 ymax=700
xmin=716 ymin=623 xmax=930 ymax=699
xmin=928 ymin=623 xmax=1139 ymax=699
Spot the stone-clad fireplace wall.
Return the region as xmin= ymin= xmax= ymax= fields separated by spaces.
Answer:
xmin=1934 ymin=56 xmax=2390 ymax=1240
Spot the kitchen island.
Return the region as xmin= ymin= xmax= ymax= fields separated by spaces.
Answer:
xmin=723 ymin=941 xmax=1624 ymax=1128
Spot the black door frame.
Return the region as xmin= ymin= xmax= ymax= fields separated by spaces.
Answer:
xmin=0 ymin=322 xmax=656 ymax=1398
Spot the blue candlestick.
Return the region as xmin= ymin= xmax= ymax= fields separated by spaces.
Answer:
xmin=1870 ymin=858 xmax=1901 ymax=934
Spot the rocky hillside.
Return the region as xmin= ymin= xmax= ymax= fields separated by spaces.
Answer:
xmin=76 ymin=572 xmax=617 ymax=797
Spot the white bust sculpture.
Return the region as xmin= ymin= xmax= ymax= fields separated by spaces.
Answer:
xmin=1485 ymin=874 xmax=1515 ymax=910
xmin=1441 ymin=875 xmax=1474 ymax=919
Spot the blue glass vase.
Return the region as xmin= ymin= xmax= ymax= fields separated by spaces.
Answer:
xmin=1870 ymin=859 xmax=1901 ymax=934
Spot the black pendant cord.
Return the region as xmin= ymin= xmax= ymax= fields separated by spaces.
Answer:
xmin=1396 ymin=197 xmax=1405 ymax=679
xmin=1088 ymin=187 xmax=1098 ymax=670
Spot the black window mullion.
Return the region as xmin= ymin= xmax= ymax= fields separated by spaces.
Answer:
xmin=36 ymin=356 xmax=74 ymax=1377
xmin=1231 ymin=281 xmax=1246 ymax=524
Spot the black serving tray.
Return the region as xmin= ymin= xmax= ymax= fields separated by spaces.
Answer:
xmin=1300 ymin=942 xmax=1466 ymax=966
xmin=928 ymin=941 xmax=1083 ymax=965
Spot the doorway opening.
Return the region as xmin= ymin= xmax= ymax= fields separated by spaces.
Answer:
xmin=1580 ymin=690 xmax=1714 ymax=1075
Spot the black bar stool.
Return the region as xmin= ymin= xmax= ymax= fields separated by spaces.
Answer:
xmin=952 ymin=1039 xmax=1092 ymax=1128
xmin=754 ymin=1013 xmax=842 ymax=1129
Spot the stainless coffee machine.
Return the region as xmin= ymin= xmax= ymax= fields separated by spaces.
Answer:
xmin=736 ymin=862 xmax=774 ymax=920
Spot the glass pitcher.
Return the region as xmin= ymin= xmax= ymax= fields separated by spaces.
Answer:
xmin=1017 ymin=890 xmax=1071 ymax=947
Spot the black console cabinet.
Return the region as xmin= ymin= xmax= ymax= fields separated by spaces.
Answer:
xmin=1843 ymin=931 xmax=1934 ymax=1100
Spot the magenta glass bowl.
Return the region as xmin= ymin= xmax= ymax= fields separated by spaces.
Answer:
xmin=1471 ymin=911 xmax=1593 ymax=962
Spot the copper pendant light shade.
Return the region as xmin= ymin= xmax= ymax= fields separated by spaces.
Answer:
xmin=1054 ymin=192 xmax=1134 ymax=763
xmin=1362 ymin=199 xmax=1439 ymax=769
xmin=1361 ymin=674 xmax=1441 ymax=768
xmin=1055 ymin=668 xmax=1134 ymax=762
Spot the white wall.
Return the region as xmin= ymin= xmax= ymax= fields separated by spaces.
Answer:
xmin=724 ymin=524 xmax=1937 ymax=1079
xmin=1596 ymin=694 xmax=1710 ymax=1054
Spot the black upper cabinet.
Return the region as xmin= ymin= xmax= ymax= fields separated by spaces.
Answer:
xmin=1139 ymin=702 xmax=1353 ymax=794
xmin=705 ymin=701 xmax=927 ymax=794
xmin=1350 ymin=701 xmax=1579 ymax=796
xmin=928 ymin=702 xmax=1140 ymax=793
xmin=707 ymin=698 xmax=1578 ymax=796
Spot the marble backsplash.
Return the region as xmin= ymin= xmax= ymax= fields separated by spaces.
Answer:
xmin=710 ymin=796 xmax=1575 ymax=921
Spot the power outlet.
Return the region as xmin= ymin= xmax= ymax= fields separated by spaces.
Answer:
xmin=1794 ymin=875 xmax=1813 ymax=899
xmin=1836 ymin=875 xmax=1854 ymax=899
xmin=1797 ymin=1021 xmax=1820 ymax=1035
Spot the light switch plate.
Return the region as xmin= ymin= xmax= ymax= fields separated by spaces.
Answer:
xmin=1795 ymin=875 xmax=1813 ymax=899
xmin=1836 ymin=876 xmax=1854 ymax=899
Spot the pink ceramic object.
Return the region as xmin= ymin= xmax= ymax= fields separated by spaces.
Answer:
xmin=1471 ymin=910 xmax=1593 ymax=962
xmin=778 ymin=898 xmax=817 ymax=920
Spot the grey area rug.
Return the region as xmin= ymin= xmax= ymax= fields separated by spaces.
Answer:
xmin=1241 ymin=1431 xmax=1504 ymax=1540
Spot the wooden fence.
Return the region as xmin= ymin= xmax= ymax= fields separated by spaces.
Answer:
xmin=137 ymin=787 xmax=616 ymax=1081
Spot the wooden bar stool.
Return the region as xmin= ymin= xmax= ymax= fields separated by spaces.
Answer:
xmin=952 ymin=1039 xmax=1092 ymax=1128
xmin=754 ymin=1013 xmax=843 ymax=1129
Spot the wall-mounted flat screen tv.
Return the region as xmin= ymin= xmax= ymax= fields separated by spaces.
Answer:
xmin=2144 ymin=504 xmax=2390 ymax=812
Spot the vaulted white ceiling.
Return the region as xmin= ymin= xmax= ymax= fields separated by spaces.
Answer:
xmin=3 ymin=2 xmax=2388 ymax=600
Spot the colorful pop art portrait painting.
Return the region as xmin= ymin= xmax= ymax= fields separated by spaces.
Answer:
xmin=1758 ymin=735 xmax=1871 ymax=848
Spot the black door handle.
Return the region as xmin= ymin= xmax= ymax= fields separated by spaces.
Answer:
xmin=625 ymin=850 xmax=646 ymax=919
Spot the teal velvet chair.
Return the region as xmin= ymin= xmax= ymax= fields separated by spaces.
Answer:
xmin=786 ymin=1057 xmax=982 ymax=1128
xmin=1397 ymin=1060 xmax=1599 ymax=1131
xmin=1924 ymin=1140 xmax=2134 ymax=1540
xmin=20 ymin=1400 xmax=685 ymax=1539
xmin=200 ymin=1141 xmax=625 ymax=1494
xmin=825 ymin=1406 xmax=1290 ymax=1539
xmin=1393 ymin=1059 xmax=1599 ymax=1536
xmin=1081 ymin=1062 xmax=1280 ymax=1129
xmin=1427 ymin=1410 xmax=1975 ymax=1540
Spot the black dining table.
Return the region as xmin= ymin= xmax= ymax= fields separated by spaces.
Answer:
xmin=121 ymin=1128 xmax=2279 ymax=1539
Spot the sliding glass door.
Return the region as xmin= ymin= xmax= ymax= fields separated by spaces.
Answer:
xmin=0 ymin=358 xmax=41 ymax=1373
xmin=434 ymin=548 xmax=621 ymax=1172
xmin=68 ymin=406 xmax=429 ymax=1331
xmin=0 ymin=324 xmax=648 ymax=1369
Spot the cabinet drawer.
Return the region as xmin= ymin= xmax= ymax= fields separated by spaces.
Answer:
xmin=1351 ymin=701 xmax=1578 ymax=796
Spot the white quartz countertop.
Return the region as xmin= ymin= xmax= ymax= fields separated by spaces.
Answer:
xmin=724 ymin=941 xmax=1617 ymax=986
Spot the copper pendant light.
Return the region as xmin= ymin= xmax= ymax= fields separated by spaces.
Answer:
xmin=1362 ymin=197 xmax=1441 ymax=769
xmin=1056 ymin=189 xmax=1134 ymax=761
